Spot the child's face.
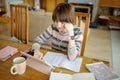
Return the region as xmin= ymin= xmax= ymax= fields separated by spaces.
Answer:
xmin=55 ymin=21 xmax=67 ymax=33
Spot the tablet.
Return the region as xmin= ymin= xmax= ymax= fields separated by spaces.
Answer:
xmin=20 ymin=51 xmax=54 ymax=75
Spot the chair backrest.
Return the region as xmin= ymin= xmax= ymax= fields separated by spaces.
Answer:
xmin=71 ymin=5 xmax=91 ymax=13
xmin=74 ymin=12 xmax=90 ymax=56
xmin=10 ymin=4 xmax=29 ymax=44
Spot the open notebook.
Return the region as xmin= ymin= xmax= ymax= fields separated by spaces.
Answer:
xmin=43 ymin=51 xmax=83 ymax=72
xmin=49 ymin=72 xmax=95 ymax=80
xmin=0 ymin=46 xmax=18 ymax=61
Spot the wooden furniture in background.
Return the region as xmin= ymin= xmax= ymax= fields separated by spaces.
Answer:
xmin=10 ymin=4 xmax=29 ymax=44
xmin=0 ymin=38 xmax=109 ymax=80
xmin=71 ymin=4 xmax=91 ymax=13
xmin=74 ymin=12 xmax=90 ymax=56
xmin=40 ymin=0 xmax=46 ymax=10
xmin=98 ymin=0 xmax=120 ymax=7
xmin=95 ymin=0 xmax=120 ymax=24
xmin=0 ymin=0 xmax=10 ymax=23
xmin=0 ymin=0 xmax=6 ymax=12
xmin=40 ymin=0 xmax=67 ymax=12
xmin=23 ymin=0 xmax=35 ymax=7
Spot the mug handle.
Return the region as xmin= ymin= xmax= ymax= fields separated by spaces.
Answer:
xmin=10 ymin=65 xmax=17 ymax=75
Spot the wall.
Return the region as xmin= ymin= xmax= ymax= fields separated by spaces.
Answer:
xmin=68 ymin=0 xmax=98 ymax=22
xmin=34 ymin=0 xmax=40 ymax=10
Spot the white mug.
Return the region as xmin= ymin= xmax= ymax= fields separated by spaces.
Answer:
xmin=10 ymin=57 xmax=26 ymax=75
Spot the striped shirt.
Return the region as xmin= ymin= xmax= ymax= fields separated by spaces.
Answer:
xmin=32 ymin=24 xmax=83 ymax=55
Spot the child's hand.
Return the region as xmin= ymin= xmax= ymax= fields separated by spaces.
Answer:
xmin=65 ymin=23 xmax=73 ymax=33
xmin=65 ymin=23 xmax=74 ymax=36
xmin=34 ymin=49 xmax=43 ymax=60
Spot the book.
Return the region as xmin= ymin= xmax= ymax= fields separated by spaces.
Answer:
xmin=43 ymin=51 xmax=83 ymax=72
xmin=0 ymin=46 xmax=18 ymax=61
xmin=86 ymin=62 xmax=120 ymax=80
xmin=49 ymin=72 xmax=95 ymax=80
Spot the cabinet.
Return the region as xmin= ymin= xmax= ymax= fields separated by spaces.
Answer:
xmin=0 ymin=0 xmax=11 ymax=23
xmin=0 ymin=0 xmax=6 ymax=12
xmin=96 ymin=0 xmax=120 ymax=25
xmin=23 ymin=0 xmax=35 ymax=7
xmin=40 ymin=0 xmax=67 ymax=12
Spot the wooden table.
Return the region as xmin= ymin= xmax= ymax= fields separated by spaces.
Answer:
xmin=0 ymin=39 xmax=109 ymax=80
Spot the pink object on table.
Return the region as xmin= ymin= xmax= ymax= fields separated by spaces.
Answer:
xmin=20 ymin=51 xmax=54 ymax=75
xmin=0 ymin=46 xmax=18 ymax=61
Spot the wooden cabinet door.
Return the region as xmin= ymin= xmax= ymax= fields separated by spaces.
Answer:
xmin=46 ymin=0 xmax=66 ymax=12
xmin=46 ymin=0 xmax=56 ymax=12
xmin=56 ymin=0 xmax=66 ymax=5
xmin=0 ymin=0 xmax=6 ymax=12
xmin=23 ymin=0 xmax=34 ymax=6
xmin=99 ymin=0 xmax=120 ymax=8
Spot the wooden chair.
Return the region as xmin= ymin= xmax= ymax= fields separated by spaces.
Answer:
xmin=74 ymin=12 xmax=90 ymax=56
xmin=10 ymin=4 xmax=29 ymax=44
xmin=71 ymin=4 xmax=91 ymax=13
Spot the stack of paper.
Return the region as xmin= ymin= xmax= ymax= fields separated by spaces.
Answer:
xmin=43 ymin=52 xmax=83 ymax=72
xmin=0 ymin=46 xmax=18 ymax=61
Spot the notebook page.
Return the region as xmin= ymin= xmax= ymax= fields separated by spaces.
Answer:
xmin=50 ymin=72 xmax=72 ymax=80
xmin=72 ymin=73 xmax=95 ymax=80
xmin=43 ymin=52 xmax=83 ymax=72
xmin=60 ymin=56 xmax=82 ymax=72
xmin=43 ymin=52 xmax=64 ymax=67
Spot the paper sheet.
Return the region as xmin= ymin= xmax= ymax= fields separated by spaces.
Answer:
xmin=49 ymin=72 xmax=95 ymax=80
xmin=43 ymin=52 xmax=82 ymax=72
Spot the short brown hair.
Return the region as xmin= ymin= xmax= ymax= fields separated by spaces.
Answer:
xmin=52 ymin=3 xmax=74 ymax=24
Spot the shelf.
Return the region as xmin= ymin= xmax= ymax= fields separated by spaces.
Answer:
xmin=100 ymin=14 xmax=120 ymax=21
xmin=96 ymin=0 xmax=120 ymax=25
xmin=109 ymin=16 xmax=120 ymax=21
xmin=0 ymin=0 xmax=6 ymax=12
xmin=40 ymin=0 xmax=66 ymax=12
xmin=99 ymin=0 xmax=120 ymax=8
